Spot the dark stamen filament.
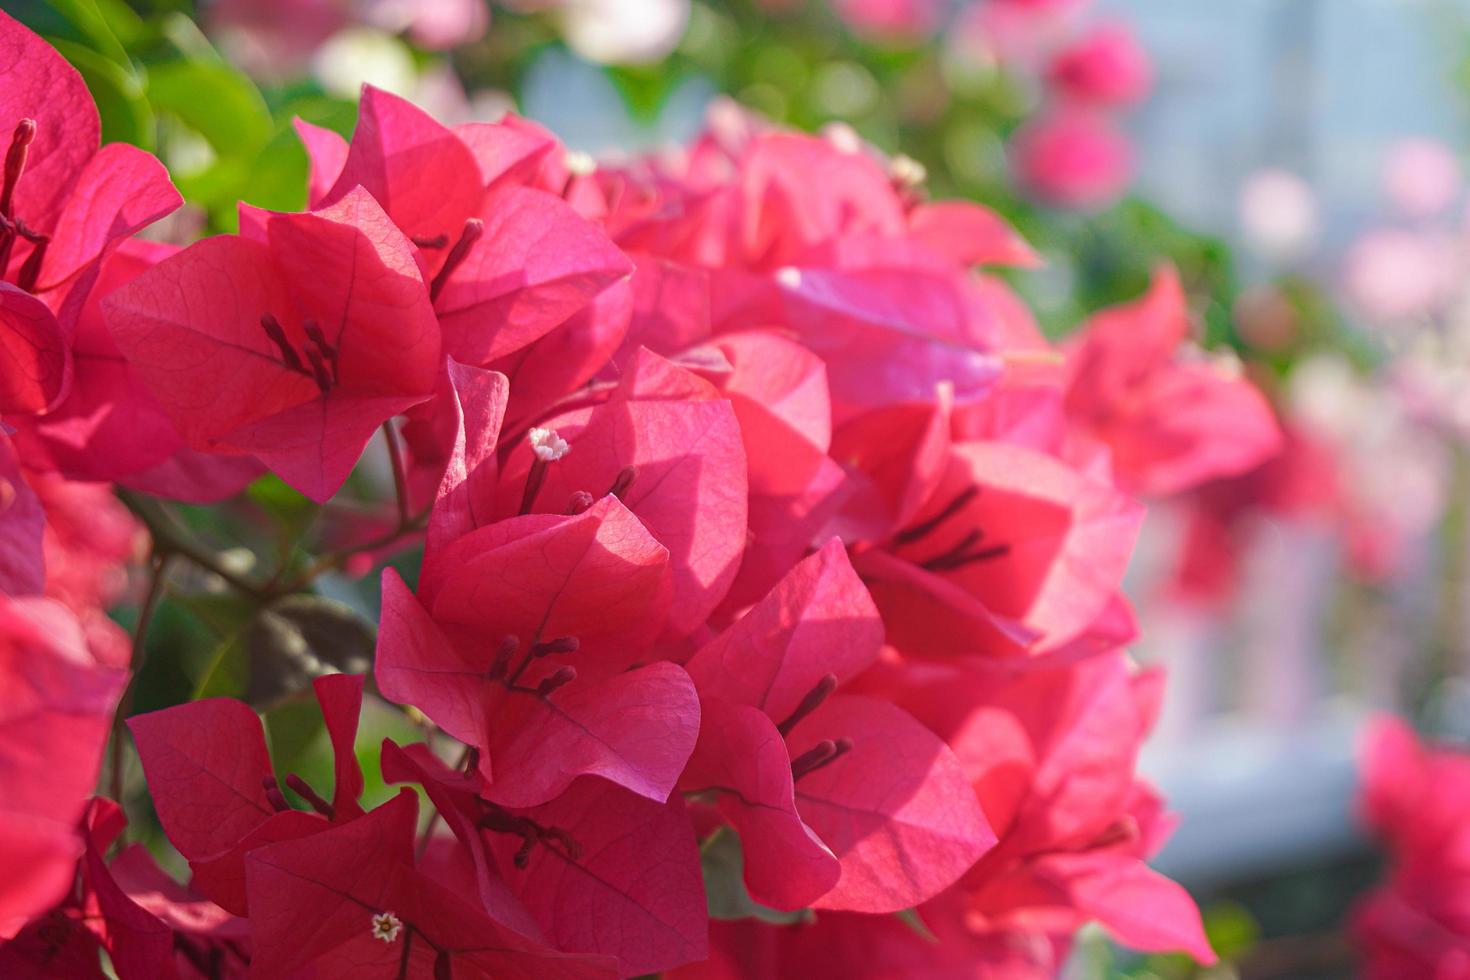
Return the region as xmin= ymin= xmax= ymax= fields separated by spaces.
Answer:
xmin=520 ymin=456 xmax=549 ymax=516
xmin=777 ymin=673 xmax=837 ymax=736
xmin=531 ymin=637 xmax=579 ymax=658
xmin=606 ymin=466 xmax=638 ymax=501
xmin=260 ymin=314 xmax=306 ymax=373
xmin=396 ymin=926 xmax=413 ymax=979
xmin=537 ymin=666 xmax=576 ymax=697
xmin=791 ymin=736 xmax=853 ymax=781
xmin=477 ymin=801 xmax=582 ymax=867
xmin=920 ymin=532 xmax=1010 ymax=572
xmin=285 ymin=774 xmax=334 ymax=818
xmin=487 ymin=636 xmax=518 ymax=681
xmin=1 ymin=119 xmax=35 ymax=219
xmin=412 ymin=233 xmax=449 ymax=250
xmin=305 ymin=347 xmax=332 ymax=393
xmin=303 ymin=318 xmax=338 ymax=383
xmin=894 ymin=487 xmax=979 ymax=546
xmin=14 ymin=230 xmax=47 ymax=292
xmin=262 ymin=777 xmax=290 ymax=812
xmin=565 ymin=490 xmax=594 ymax=515
xmin=429 ymin=218 xmax=483 ymax=302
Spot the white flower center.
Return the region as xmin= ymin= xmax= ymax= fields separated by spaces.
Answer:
xmin=564 ymin=150 xmax=597 ymax=177
xmin=776 ymin=266 xmax=802 ymax=289
xmin=889 ymin=153 xmax=927 ymax=188
xmin=528 ymin=427 xmax=571 ymax=462
xmin=370 ymin=911 xmax=402 ymax=944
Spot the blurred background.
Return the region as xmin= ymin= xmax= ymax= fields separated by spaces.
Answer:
xmin=15 ymin=0 xmax=1470 ymax=975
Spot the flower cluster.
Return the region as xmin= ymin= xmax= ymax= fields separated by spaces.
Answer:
xmin=1354 ymin=717 xmax=1470 ymax=979
xmin=950 ymin=0 xmax=1152 ymax=210
xmin=0 ymin=10 xmax=1282 ymax=977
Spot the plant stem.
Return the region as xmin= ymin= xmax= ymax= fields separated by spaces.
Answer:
xmin=109 ymin=551 xmax=173 ymax=803
xmin=382 ymin=420 xmax=412 ymax=527
xmin=116 ymin=489 xmax=267 ymax=598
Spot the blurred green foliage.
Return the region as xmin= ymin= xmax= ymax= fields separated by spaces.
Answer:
xmin=9 ymin=0 xmax=352 ymax=229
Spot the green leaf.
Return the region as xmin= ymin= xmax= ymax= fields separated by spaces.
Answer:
xmin=147 ymin=59 xmax=273 ymax=161
xmin=195 ymin=630 xmax=251 ymax=700
xmin=241 ymin=126 xmax=310 ymax=217
xmin=700 ymin=829 xmax=813 ymax=925
xmin=48 ymin=38 xmax=152 ymax=148
xmin=45 ymin=0 xmax=136 ymax=64
xmin=172 ymin=591 xmax=257 ymax=641
xmin=263 ymin=697 xmax=328 ymax=782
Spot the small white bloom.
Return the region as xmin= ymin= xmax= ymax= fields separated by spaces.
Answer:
xmin=370 ymin=911 xmax=403 ymax=943
xmin=528 ymin=427 xmax=571 ymax=462
xmin=821 ymin=121 xmax=863 ymax=155
xmin=564 ymin=150 xmax=597 ymax=177
xmin=775 ymin=266 xmax=802 ymax=289
xmin=889 ymin=153 xmax=927 ymax=188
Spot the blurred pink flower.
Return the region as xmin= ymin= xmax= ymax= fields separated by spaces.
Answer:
xmin=830 ymin=0 xmax=945 ymax=41
xmin=208 ymin=0 xmax=347 ymax=77
xmin=1342 ymin=228 xmax=1460 ymax=323
xmin=1010 ymin=109 xmax=1133 ymax=209
xmin=1048 ymin=22 xmax=1152 ymax=107
xmin=370 ymin=0 xmax=489 ymax=50
xmin=1383 ymin=138 xmax=1461 ymax=219
xmin=1354 ymin=717 xmax=1470 ymax=979
xmin=1238 ymin=168 xmax=1319 ymax=261
xmin=952 ymin=0 xmax=1090 ymax=69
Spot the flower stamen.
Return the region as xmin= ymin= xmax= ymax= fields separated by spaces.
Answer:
xmin=370 ymin=911 xmax=403 ymax=943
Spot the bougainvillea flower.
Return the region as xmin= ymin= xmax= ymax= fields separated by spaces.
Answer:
xmin=495 ymin=349 xmax=748 ymax=638
xmin=675 ymin=886 xmax=1072 ymax=979
xmin=385 ymin=744 xmax=707 ymax=976
xmin=1010 ymin=110 xmax=1134 ymax=210
xmin=826 ymin=394 xmax=952 ymax=543
xmin=27 ymin=470 xmax=142 ymax=616
xmin=1352 ymin=716 xmax=1470 ymax=979
xmin=381 ymin=364 xmax=702 ymax=805
xmin=105 ymin=187 xmax=441 ymax=502
xmin=0 ymin=11 xmax=180 ymax=416
xmin=877 ymin=650 xmax=1214 ymax=964
xmin=684 ymin=540 xmax=995 ymax=913
xmin=906 ymin=201 xmax=1043 ymax=270
xmin=698 ymin=331 xmax=848 ymax=608
xmin=608 ymin=254 xmax=711 ymax=368
xmin=0 ymin=595 xmax=127 ymax=939
xmin=376 ymin=499 xmax=700 ymax=806
xmin=1166 ymin=423 xmax=1338 ymax=606
xmin=856 ymin=439 xmax=1143 ymax=658
xmin=737 ymin=258 xmax=1005 ymax=418
xmin=1064 ymin=266 xmax=1282 ymax=497
xmin=0 ymin=434 xmax=44 ymax=595
xmin=11 ymin=240 xmax=183 ymax=482
xmin=491 ymin=272 xmax=632 ymax=432
xmin=731 ymin=133 xmax=908 ymax=268
xmin=416 ymin=359 xmax=512 ymax=550
xmin=128 ymin=675 xmax=367 ymax=915
xmin=681 ymin=699 xmax=842 ymax=910
xmin=308 ymin=86 xmax=630 ymax=368
xmin=480 ymin=777 xmax=708 ymax=976
xmin=244 ymin=789 xmax=619 ymax=978
xmin=1048 ymin=22 xmax=1154 ymax=107
xmin=9 ymin=239 xmax=260 ymax=499
xmin=0 ymin=797 xmax=248 ymax=979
